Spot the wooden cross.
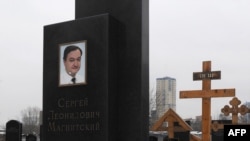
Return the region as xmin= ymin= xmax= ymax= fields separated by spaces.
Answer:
xmin=179 ymin=61 xmax=235 ymax=141
xmin=221 ymin=97 xmax=250 ymax=124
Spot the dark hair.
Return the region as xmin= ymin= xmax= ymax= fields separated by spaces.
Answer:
xmin=63 ymin=45 xmax=82 ymax=61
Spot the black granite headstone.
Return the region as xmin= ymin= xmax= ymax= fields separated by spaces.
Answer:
xmin=5 ymin=120 xmax=22 ymax=141
xmin=26 ymin=134 xmax=37 ymax=141
xmin=75 ymin=1 xmax=149 ymax=141
xmin=149 ymin=136 xmax=158 ymax=141
xmin=211 ymin=120 xmax=232 ymax=141
xmin=43 ymin=14 xmax=120 ymax=141
xmin=211 ymin=129 xmax=224 ymax=141
xmin=173 ymin=122 xmax=190 ymax=141
xmin=163 ymin=136 xmax=168 ymax=141
xmin=168 ymin=139 xmax=179 ymax=141
xmin=174 ymin=132 xmax=189 ymax=141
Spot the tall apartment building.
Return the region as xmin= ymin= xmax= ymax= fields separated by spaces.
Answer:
xmin=156 ymin=76 xmax=176 ymax=119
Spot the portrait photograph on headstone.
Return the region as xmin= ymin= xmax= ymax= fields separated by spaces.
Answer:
xmin=59 ymin=40 xmax=87 ymax=86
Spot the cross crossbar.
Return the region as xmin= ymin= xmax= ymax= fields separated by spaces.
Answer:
xmin=180 ymin=89 xmax=235 ymax=98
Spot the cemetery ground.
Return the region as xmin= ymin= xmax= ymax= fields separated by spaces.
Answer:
xmin=0 ymin=98 xmax=249 ymax=141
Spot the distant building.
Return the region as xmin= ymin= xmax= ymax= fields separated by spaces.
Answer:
xmin=155 ymin=76 xmax=176 ymax=119
xmin=240 ymin=101 xmax=250 ymax=123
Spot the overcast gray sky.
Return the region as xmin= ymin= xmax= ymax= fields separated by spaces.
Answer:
xmin=0 ymin=0 xmax=250 ymax=125
xmin=150 ymin=0 xmax=250 ymax=119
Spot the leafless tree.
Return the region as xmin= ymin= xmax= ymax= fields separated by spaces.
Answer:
xmin=20 ymin=106 xmax=41 ymax=135
xmin=149 ymin=87 xmax=156 ymax=113
xmin=191 ymin=119 xmax=202 ymax=131
xmin=149 ymin=87 xmax=157 ymax=128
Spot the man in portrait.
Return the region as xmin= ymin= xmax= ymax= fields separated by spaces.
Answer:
xmin=60 ymin=45 xmax=85 ymax=85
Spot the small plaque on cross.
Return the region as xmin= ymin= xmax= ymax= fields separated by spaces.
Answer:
xmin=193 ymin=71 xmax=221 ymax=80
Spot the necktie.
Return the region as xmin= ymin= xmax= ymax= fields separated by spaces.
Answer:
xmin=71 ymin=77 xmax=76 ymax=84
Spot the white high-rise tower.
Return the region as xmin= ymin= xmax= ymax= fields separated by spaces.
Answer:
xmin=156 ymin=76 xmax=176 ymax=119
